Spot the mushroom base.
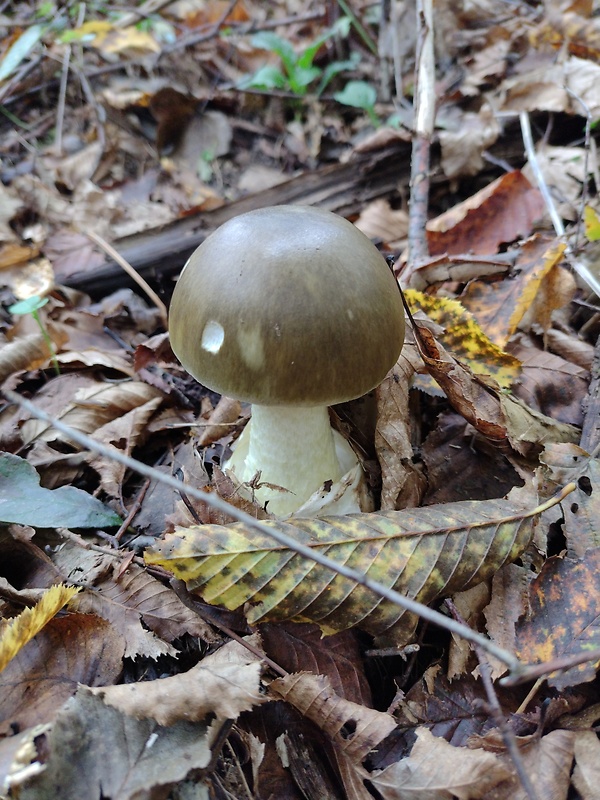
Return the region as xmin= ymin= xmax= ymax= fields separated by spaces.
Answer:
xmin=224 ymin=404 xmax=358 ymax=516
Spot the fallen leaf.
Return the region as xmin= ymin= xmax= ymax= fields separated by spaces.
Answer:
xmin=0 ymin=584 xmax=80 ymax=672
xmin=406 ymin=289 xmax=522 ymax=388
xmin=146 ymin=491 xmax=542 ymax=645
xmin=426 ymin=171 xmax=544 ymax=256
xmin=0 ymin=614 xmax=124 ymax=734
xmin=460 ymin=236 xmax=567 ymax=347
xmin=90 ymin=636 xmax=264 ymax=724
xmin=516 ymin=550 xmax=600 ymax=689
xmin=4 ymin=687 xmax=213 ymax=800
xmin=572 ymin=730 xmax=600 ymax=800
xmin=269 ymin=672 xmax=396 ymax=762
xmin=371 ymin=727 xmax=510 ymax=799
xmin=0 ymin=453 xmax=121 ymax=528
xmin=260 ymin=622 xmax=373 ymax=705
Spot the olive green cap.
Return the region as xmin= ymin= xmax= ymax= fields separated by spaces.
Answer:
xmin=169 ymin=205 xmax=405 ymax=406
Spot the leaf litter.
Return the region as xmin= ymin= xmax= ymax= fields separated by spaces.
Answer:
xmin=2 ymin=0 xmax=600 ymax=798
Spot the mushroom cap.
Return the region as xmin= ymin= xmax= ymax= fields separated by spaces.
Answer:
xmin=169 ymin=205 xmax=405 ymax=406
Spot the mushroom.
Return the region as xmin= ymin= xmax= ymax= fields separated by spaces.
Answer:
xmin=169 ymin=205 xmax=405 ymax=516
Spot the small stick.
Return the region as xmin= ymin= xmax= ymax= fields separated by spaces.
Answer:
xmin=446 ymin=600 xmax=540 ymax=800
xmin=520 ymin=110 xmax=600 ymax=298
xmin=84 ymin=229 xmax=168 ymax=327
xmin=407 ymin=0 xmax=435 ymax=271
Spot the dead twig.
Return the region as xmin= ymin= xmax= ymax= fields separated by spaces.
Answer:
xmin=84 ymin=229 xmax=168 ymax=327
xmin=520 ymin=110 xmax=600 ymax=298
xmin=445 ymin=599 xmax=540 ymax=800
xmin=406 ymin=0 xmax=435 ymax=273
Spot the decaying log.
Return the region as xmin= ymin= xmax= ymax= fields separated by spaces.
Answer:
xmin=64 ymin=141 xmax=414 ymax=297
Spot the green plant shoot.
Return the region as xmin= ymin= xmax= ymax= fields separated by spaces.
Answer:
xmin=9 ymin=295 xmax=60 ymax=375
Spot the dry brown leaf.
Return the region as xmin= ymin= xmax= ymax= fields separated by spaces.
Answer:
xmin=86 ymin=396 xmax=163 ymax=498
xmin=375 ymin=348 xmax=425 ymax=510
xmin=0 ymin=614 xmax=124 ymax=735
xmin=447 ymin=582 xmax=490 ymax=680
xmin=371 ymin=727 xmax=510 ymax=799
xmin=261 ymin=622 xmax=372 ymax=706
xmin=523 ymin=144 xmax=590 ymax=220
xmin=572 ymin=730 xmax=600 ymax=800
xmin=19 ymin=378 xmax=164 ymax=446
xmin=0 ymin=333 xmax=52 ymax=384
xmin=508 ymin=337 xmax=588 ymax=426
xmin=90 ymin=636 xmax=265 ymax=725
xmin=439 ymin=104 xmax=500 ymax=178
xmin=426 ymin=172 xmax=544 ymax=256
xmin=354 ymin=198 xmax=409 ymax=249
xmin=2 ymin=687 xmax=214 ymax=800
xmin=488 ymin=729 xmax=575 ymax=800
xmin=481 ymin=563 xmax=530 ymax=680
xmin=460 ymin=236 xmax=567 ymax=347
xmin=73 ymin=559 xmax=218 ymax=657
xmin=269 ymin=672 xmax=396 ymax=763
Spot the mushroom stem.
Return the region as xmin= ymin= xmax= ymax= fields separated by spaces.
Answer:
xmin=225 ymin=405 xmax=358 ymax=516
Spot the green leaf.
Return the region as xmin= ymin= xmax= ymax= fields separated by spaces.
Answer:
xmin=0 ymin=25 xmax=45 ymax=82
xmin=145 ymin=495 xmax=538 ymax=646
xmin=8 ymin=295 xmax=49 ymax=315
xmin=238 ymin=65 xmax=287 ymax=91
xmin=251 ymin=31 xmax=295 ymax=72
xmin=0 ymin=453 xmax=121 ymax=528
xmin=287 ymin=65 xmax=321 ymax=94
xmin=334 ymin=80 xmax=377 ymax=111
xmin=317 ymin=54 xmax=360 ymax=95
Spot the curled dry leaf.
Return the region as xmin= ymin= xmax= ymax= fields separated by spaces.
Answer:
xmin=375 ymin=347 xmax=425 ymax=510
xmin=146 ymin=491 xmax=542 ymax=646
xmin=370 ymin=727 xmax=510 ymax=799
xmin=0 ymin=333 xmax=52 ymax=384
xmin=270 ymin=672 xmax=396 ymax=763
xmin=90 ymin=636 xmax=265 ymax=725
xmin=412 ymin=317 xmax=579 ymax=455
xmin=19 ymin=378 xmax=164 ymax=447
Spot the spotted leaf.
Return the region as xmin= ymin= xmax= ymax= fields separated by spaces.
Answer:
xmin=145 ymin=496 xmax=539 ymax=645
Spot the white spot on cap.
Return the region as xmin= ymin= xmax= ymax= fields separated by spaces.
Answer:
xmin=201 ymin=320 xmax=225 ymax=354
xmin=237 ymin=325 xmax=265 ymax=370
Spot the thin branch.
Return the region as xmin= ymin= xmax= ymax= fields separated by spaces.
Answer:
xmin=84 ymin=230 xmax=168 ymax=328
xmin=520 ymin=110 xmax=600 ymax=298
xmin=446 ymin=600 xmax=540 ymax=800
xmin=4 ymin=388 xmax=528 ymax=674
xmin=407 ymin=0 xmax=435 ymax=270
xmin=54 ymin=45 xmax=71 ymax=156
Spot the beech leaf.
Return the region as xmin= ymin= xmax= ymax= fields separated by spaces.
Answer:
xmin=146 ymin=494 xmax=541 ymax=644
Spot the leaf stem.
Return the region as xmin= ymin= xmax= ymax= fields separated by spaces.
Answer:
xmin=32 ymin=309 xmax=60 ymax=375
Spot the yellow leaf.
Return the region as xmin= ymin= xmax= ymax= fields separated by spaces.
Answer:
xmin=98 ymin=27 xmax=161 ymax=56
xmin=584 ymin=205 xmax=600 ymax=241
xmin=0 ymin=584 xmax=81 ymax=673
xmin=146 ymin=495 xmax=539 ymax=646
xmin=404 ymin=288 xmax=521 ymax=392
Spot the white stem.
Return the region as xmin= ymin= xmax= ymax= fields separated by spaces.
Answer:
xmin=225 ymin=405 xmax=357 ymax=516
